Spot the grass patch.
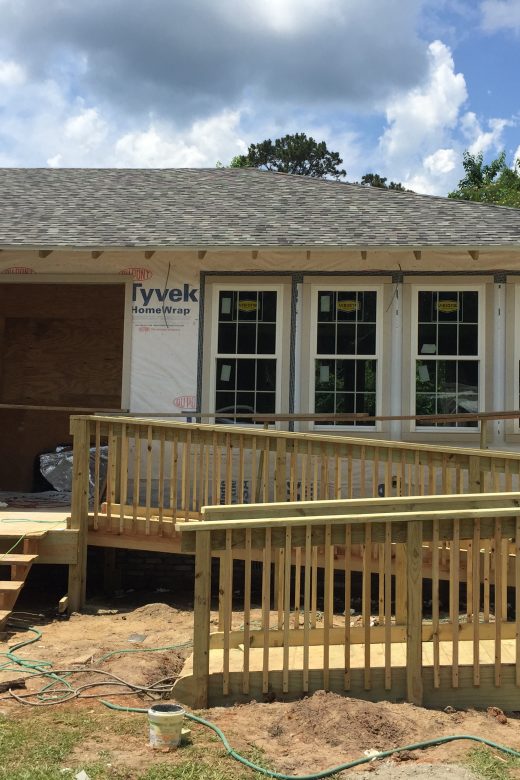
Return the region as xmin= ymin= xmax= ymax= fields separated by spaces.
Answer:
xmin=465 ymin=745 xmax=520 ymax=780
xmin=0 ymin=707 xmax=271 ymax=780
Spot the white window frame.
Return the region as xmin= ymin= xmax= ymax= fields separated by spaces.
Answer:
xmin=309 ymin=283 xmax=383 ymax=432
xmin=209 ymin=282 xmax=284 ymax=422
xmin=513 ymin=284 xmax=520 ymax=433
xmin=410 ymin=283 xmax=484 ymax=432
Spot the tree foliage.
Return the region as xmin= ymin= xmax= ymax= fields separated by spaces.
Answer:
xmin=230 ymin=133 xmax=346 ymax=180
xmin=360 ymin=172 xmax=408 ymax=191
xmin=448 ymin=151 xmax=520 ymax=207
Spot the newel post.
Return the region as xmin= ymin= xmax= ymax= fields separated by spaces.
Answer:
xmin=68 ymin=416 xmax=91 ymax=612
xmin=193 ymin=529 xmax=212 ymax=708
xmin=406 ymin=518 xmax=423 ymax=705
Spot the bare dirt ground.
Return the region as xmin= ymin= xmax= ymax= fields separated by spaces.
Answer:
xmin=1 ymin=591 xmax=519 ymax=778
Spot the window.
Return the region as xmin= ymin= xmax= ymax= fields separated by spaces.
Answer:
xmin=212 ymin=287 xmax=281 ymax=422
xmin=413 ymin=288 xmax=481 ymax=428
xmin=311 ymin=288 xmax=380 ymax=427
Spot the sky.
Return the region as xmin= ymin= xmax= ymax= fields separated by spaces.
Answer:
xmin=0 ymin=0 xmax=519 ymax=195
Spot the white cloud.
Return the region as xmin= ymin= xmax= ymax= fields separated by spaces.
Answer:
xmin=380 ymin=41 xmax=467 ymax=161
xmin=377 ymin=40 xmax=468 ymax=194
xmin=0 ymin=58 xmax=25 ymax=86
xmin=424 ymin=148 xmax=457 ymax=174
xmin=481 ymin=0 xmax=520 ymax=32
xmin=460 ymin=112 xmax=512 ymax=155
xmin=113 ymin=110 xmax=246 ymax=168
xmin=64 ymin=107 xmax=108 ymax=152
xmin=231 ymin=0 xmax=342 ymax=33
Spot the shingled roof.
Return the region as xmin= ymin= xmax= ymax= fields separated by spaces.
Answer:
xmin=0 ymin=167 xmax=519 ymax=249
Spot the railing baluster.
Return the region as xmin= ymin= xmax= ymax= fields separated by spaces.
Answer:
xmin=158 ymin=429 xmax=165 ymax=534
xmin=432 ymin=517 xmax=440 ymax=688
xmin=133 ymin=427 xmax=141 ymax=532
xmin=311 ymin=546 xmax=318 ymax=629
xmin=225 ymin=432 xmax=232 ymax=505
xmin=363 ymin=521 xmax=372 ymax=690
xmin=170 ymin=434 xmax=178 ymax=522
xmin=250 ymin=436 xmax=257 ymax=503
xmin=384 ymin=520 xmax=392 ymax=691
xmin=243 ymin=527 xmax=252 ymax=695
xmin=473 ymin=518 xmax=481 ymax=687
xmin=119 ymin=423 xmax=128 ymax=535
xmin=106 ymin=423 xmax=114 ymax=525
xmin=145 ymin=425 xmax=153 ymax=534
xmin=223 ymin=528 xmax=232 ymax=696
xmin=238 ymin=434 xmax=245 ymax=504
xmin=451 ymin=518 xmax=460 ymax=688
xmin=344 ymin=522 xmax=351 ymax=691
xmin=303 ymin=525 xmax=312 ymax=693
xmin=93 ymin=420 xmax=101 ymax=530
xmin=262 ymin=527 xmax=272 ymax=694
xmin=283 ymin=526 xmax=292 ymax=693
xmin=495 ymin=517 xmax=502 ymax=688
xmin=323 ymin=523 xmax=332 ymax=690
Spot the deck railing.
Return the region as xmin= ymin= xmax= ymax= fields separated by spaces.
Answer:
xmin=177 ymin=493 xmax=520 ymax=709
xmin=68 ymin=414 xmax=520 ymax=608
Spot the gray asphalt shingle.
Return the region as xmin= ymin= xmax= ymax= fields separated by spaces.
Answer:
xmin=0 ymin=167 xmax=519 ymax=248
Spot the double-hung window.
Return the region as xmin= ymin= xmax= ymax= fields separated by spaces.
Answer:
xmin=311 ymin=287 xmax=380 ymax=427
xmin=414 ymin=287 xmax=482 ymax=428
xmin=212 ymin=285 xmax=281 ymax=422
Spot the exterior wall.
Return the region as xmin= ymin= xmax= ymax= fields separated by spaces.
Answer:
xmin=1 ymin=247 xmax=519 ymax=449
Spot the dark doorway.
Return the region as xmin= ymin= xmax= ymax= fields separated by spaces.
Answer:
xmin=0 ymin=283 xmax=126 ymax=491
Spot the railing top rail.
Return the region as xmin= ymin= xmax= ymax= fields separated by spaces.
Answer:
xmin=201 ymin=491 xmax=520 ymax=518
xmin=179 ymin=494 xmax=520 ymax=532
xmin=76 ymin=409 xmax=520 ymax=424
xmin=71 ymin=414 xmax=520 ymax=462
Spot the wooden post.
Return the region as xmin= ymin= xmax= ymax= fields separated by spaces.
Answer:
xmin=68 ymin=417 xmax=91 ymax=612
xmin=193 ymin=529 xmax=212 ymax=709
xmin=406 ymin=519 xmax=423 ymax=705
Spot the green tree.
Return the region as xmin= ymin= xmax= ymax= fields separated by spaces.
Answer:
xmin=230 ymin=133 xmax=346 ymax=179
xmin=360 ymin=172 xmax=408 ymax=191
xmin=448 ymin=150 xmax=520 ymax=207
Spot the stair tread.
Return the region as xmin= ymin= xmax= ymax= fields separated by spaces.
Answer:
xmin=0 ymin=554 xmax=37 ymax=564
xmin=0 ymin=581 xmax=24 ymax=591
xmin=0 ymin=609 xmax=11 ymax=623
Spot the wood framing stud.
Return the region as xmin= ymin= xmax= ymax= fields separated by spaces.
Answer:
xmin=468 ymin=250 xmax=480 ymax=261
xmin=144 ymin=251 xmax=155 ymax=259
xmin=361 ymin=251 xmax=367 ymax=260
xmin=252 ymin=250 xmax=259 ymax=260
xmin=306 ymin=250 xmax=311 ymax=260
xmin=38 ymin=250 xmax=52 ymax=258
xmin=413 ymin=250 xmax=422 ymax=261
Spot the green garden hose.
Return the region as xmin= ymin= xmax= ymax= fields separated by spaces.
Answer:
xmin=3 ymin=621 xmax=520 ymax=779
xmin=101 ymin=700 xmax=520 ymax=780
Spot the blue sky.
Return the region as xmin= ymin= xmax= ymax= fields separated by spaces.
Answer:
xmin=0 ymin=0 xmax=518 ymax=195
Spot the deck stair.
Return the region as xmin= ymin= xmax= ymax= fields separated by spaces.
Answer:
xmin=0 ymin=538 xmax=41 ymax=631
